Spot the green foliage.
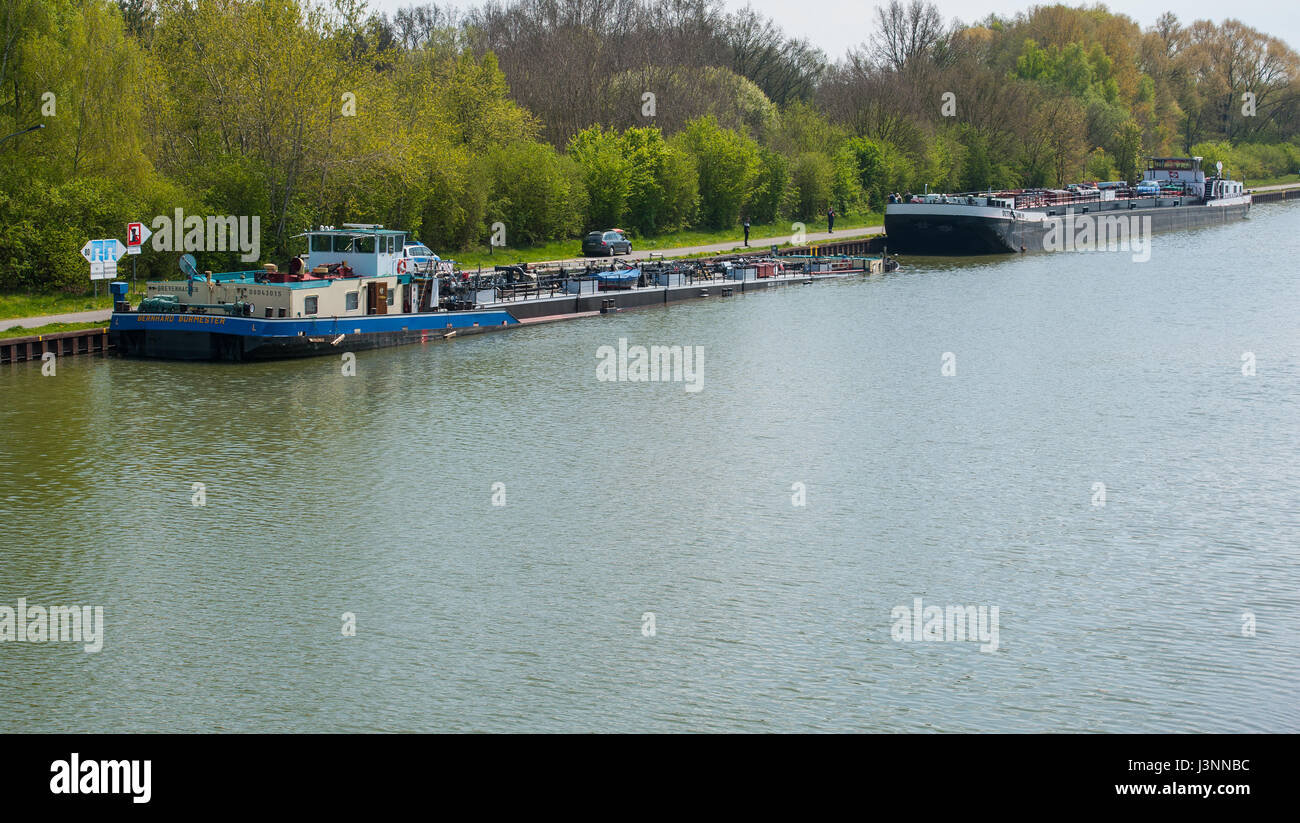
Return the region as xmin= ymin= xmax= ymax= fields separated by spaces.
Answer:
xmin=1015 ymin=38 xmax=1118 ymax=101
xmin=1193 ymin=141 xmax=1300 ymax=181
xmin=568 ymin=127 xmax=632 ymax=230
xmin=568 ymin=125 xmax=700 ymax=234
xmin=0 ymin=177 xmax=142 ymax=292
xmin=1188 ymin=141 xmax=1238 ymax=177
xmin=672 ymin=116 xmax=761 ymax=229
xmin=418 ymin=144 xmax=488 ymax=251
xmin=1113 ymin=120 xmax=1144 ymax=182
xmin=841 ymin=137 xmax=886 ymax=208
xmin=787 ymin=152 xmax=834 ymax=220
xmin=620 ymin=128 xmax=696 ymax=235
xmin=959 ymin=129 xmax=994 ymax=191
xmin=746 ymin=148 xmax=787 ymax=223
xmin=921 ymin=133 xmax=965 ymax=193
xmin=657 ymin=148 xmax=701 ymax=233
xmin=1084 ymin=147 xmax=1117 ymax=181
xmin=482 ymin=141 xmax=585 ymax=245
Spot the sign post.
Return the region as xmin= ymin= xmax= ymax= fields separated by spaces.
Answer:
xmin=126 ymin=222 xmax=152 ymax=289
xmin=80 ymin=238 xmax=127 ymax=298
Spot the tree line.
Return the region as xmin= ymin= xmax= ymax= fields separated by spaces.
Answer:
xmin=1 ymin=0 xmax=1298 ymax=291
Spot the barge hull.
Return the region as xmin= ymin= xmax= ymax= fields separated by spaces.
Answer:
xmin=109 ymin=266 xmax=875 ymax=361
xmin=884 ymin=199 xmax=1251 ymax=255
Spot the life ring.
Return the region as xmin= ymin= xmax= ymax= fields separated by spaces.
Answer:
xmin=396 ymin=258 xmax=408 ymax=274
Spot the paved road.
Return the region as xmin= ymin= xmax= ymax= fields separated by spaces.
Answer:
xmin=546 ymin=223 xmax=884 ymax=266
xmin=0 ymin=308 xmax=112 ymax=332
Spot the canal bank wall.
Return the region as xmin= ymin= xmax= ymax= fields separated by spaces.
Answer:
xmin=0 ymin=327 xmax=112 ymax=364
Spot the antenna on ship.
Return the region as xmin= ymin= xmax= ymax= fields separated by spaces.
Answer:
xmin=180 ymin=253 xmax=199 ymax=296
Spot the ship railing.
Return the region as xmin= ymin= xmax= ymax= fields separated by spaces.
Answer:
xmin=494 ymin=280 xmax=567 ymax=303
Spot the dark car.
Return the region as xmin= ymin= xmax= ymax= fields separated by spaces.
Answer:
xmin=581 ymin=230 xmax=632 ymax=257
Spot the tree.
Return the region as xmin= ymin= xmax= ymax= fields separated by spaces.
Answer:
xmin=482 ymin=141 xmax=585 ymax=245
xmin=568 ymin=126 xmax=633 ymax=229
xmin=871 ymin=0 xmax=948 ymax=73
xmin=788 ymin=152 xmax=834 ymax=220
xmin=672 ymin=116 xmax=760 ymax=228
xmin=747 ymin=148 xmax=787 ymax=223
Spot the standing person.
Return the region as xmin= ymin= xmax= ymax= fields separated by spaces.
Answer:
xmin=827 ymin=207 xmax=836 ymax=234
xmin=743 ymin=217 xmax=750 ymax=247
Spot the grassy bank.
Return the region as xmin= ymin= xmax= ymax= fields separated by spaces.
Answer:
xmin=0 ymin=321 xmax=108 ymax=340
xmin=1247 ymin=173 xmax=1300 ymax=188
xmin=0 ymin=285 xmax=149 ymax=320
xmin=0 ymin=292 xmax=110 ymax=319
xmin=449 ymin=212 xmax=883 ymax=267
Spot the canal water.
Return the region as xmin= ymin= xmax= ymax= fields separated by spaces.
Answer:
xmin=2 ymin=203 xmax=1297 ymax=733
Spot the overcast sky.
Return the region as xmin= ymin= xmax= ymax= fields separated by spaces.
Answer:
xmin=365 ymin=0 xmax=1300 ymax=62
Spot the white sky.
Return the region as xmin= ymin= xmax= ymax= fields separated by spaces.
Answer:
xmin=363 ymin=0 xmax=1300 ymax=61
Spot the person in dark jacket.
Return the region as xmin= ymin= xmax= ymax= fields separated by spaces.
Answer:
xmin=742 ymin=217 xmax=750 ymax=247
xmin=827 ymin=208 xmax=836 ymax=233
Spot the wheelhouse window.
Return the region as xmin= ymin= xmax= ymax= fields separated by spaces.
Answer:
xmin=304 ymin=296 xmax=318 ymax=315
xmin=310 ymin=234 xmax=331 ymax=252
xmin=355 ymin=236 xmax=375 ymax=254
xmin=333 ymin=235 xmax=354 ymax=253
xmin=346 ymin=292 xmax=359 ymax=311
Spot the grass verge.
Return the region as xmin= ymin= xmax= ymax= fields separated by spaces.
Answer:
xmin=449 ymin=212 xmax=883 ymax=267
xmin=0 ymin=321 xmax=108 ymax=340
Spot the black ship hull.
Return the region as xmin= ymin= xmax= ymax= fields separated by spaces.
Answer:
xmin=885 ymin=198 xmax=1251 ymax=255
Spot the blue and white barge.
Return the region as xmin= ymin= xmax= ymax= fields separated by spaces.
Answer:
xmin=110 ymin=224 xmax=893 ymax=361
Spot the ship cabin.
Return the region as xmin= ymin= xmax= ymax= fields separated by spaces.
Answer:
xmin=1142 ymin=157 xmax=1208 ymax=198
xmin=142 ymin=224 xmax=442 ymax=319
xmin=1141 ymin=156 xmax=1246 ymax=201
xmin=1204 ymin=176 xmax=1245 ymax=201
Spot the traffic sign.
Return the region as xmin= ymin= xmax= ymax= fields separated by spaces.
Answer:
xmin=89 ymin=260 xmax=118 ymax=280
xmin=81 ymin=238 xmax=126 ymax=280
xmin=80 ymin=238 xmax=126 ymax=263
xmin=126 ymin=222 xmax=152 ymax=255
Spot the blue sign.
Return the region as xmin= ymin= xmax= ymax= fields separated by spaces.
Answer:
xmin=80 ymin=238 xmax=127 ymax=263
